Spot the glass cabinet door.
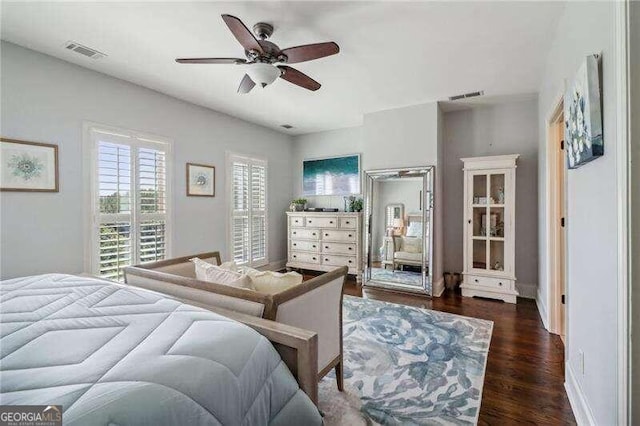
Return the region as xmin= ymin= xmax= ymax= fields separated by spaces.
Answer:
xmin=470 ymin=171 xmax=507 ymax=272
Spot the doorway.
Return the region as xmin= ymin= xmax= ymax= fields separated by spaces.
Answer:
xmin=547 ymin=99 xmax=567 ymax=341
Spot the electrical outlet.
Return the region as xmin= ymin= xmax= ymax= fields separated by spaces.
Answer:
xmin=579 ymin=350 xmax=585 ymax=375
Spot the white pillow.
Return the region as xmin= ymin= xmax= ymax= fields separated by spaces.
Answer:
xmin=406 ymin=222 xmax=423 ymax=238
xmin=242 ymin=267 xmax=303 ymax=295
xmin=190 ymin=258 xmax=253 ymax=290
xmin=219 ymin=261 xmax=237 ymax=272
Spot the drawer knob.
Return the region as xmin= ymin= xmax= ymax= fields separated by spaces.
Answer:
xmin=312 ymin=245 xmax=316 ymax=248
xmin=325 ymin=246 xmax=329 ymax=249
xmin=312 ymin=257 xmax=317 ymax=260
xmin=312 ymin=233 xmax=317 ymax=236
xmin=325 ymin=258 xmax=329 ymax=262
xmin=293 ymin=231 xmax=297 ymax=235
xmin=293 ymin=243 xmax=297 ymax=246
xmin=474 ymin=279 xmax=479 ymax=283
xmin=293 ymin=255 xmax=297 ymax=258
xmin=348 ymin=260 xmax=352 ymax=264
xmin=348 ymin=234 xmax=353 ymax=238
xmin=499 ymin=282 xmax=503 ymax=286
xmin=348 ymin=247 xmax=353 ymax=251
xmin=346 ymin=221 xmax=350 ymax=224
xmin=325 ymin=233 xmax=329 ymax=237
xmin=308 ymin=220 xmax=312 ymax=223
xmin=329 ymin=220 xmax=334 ymax=224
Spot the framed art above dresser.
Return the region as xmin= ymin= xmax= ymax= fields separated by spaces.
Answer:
xmin=286 ymin=211 xmax=362 ymax=283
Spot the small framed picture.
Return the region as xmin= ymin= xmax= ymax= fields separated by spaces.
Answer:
xmin=1 ymin=138 xmax=59 ymax=192
xmin=186 ymin=163 xmax=215 ymax=197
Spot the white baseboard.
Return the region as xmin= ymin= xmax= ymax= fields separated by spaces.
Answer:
xmin=565 ymin=363 xmax=597 ymax=426
xmin=536 ymin=287 xmax=549 ymax=331
xmin=433 ymin=277 xmax=445 ymax=297
xmin=261 ymin=259 xmax=287 ymax=272
xmin=515 ymin=282 xmax=537 ymax=299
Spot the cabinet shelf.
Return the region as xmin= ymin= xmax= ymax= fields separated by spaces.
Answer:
xmin=462 ymin=154 xmax=518 ymax=304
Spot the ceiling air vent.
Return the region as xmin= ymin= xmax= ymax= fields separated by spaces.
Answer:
xmin=449 ymin=90 xmax=485 ymax=101
xmin=281 ymin=124 xmax=294 ymax=129
xmin=64 ymin=41 xmax=106 ymax=60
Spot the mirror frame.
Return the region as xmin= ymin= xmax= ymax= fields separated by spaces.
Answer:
xmin=362 ymin=166 xmax=434 ymax=295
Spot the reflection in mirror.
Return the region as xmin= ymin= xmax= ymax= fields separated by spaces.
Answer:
xmin=363 ymin=167 xmax=434 ymax=295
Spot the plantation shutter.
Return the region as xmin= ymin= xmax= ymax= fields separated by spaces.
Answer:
xmin=229 ymin=155 xmax=268 ymax=267
xmin=92 ymin=128 xmax=171 ymax=280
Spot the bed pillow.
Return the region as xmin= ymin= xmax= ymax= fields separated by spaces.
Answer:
xmin=190 ymin=258 xmax=254 ymax=290
xmin=406 ymin=222 xmax=423 ymax=238
xmin=243 ymin=267 xmax=303 ymax=295
xmin=219 ymin=260 xmax=238 ymax=272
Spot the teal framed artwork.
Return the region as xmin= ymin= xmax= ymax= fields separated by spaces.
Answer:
xmin=303 ymin=154 xmax=360 ymax=196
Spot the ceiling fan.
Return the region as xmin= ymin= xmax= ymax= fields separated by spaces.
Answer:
xmin=176 ymin=14 xmax=339 ymax=93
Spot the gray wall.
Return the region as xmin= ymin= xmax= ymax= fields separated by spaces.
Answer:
xmin=442 ymin=100 xmax=539 ymax=291
xmin=292 ymin=102 xmax=445 ymax=292
xmin=0 ymin=42 xmax=294 ymax=279
xmin=537 ymin=2 xmax=622 ymax=424
xmin=631 ymin=0 xmax=639 ymax=421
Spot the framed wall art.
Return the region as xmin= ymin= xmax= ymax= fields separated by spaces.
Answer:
xmin=302 ymin=154 xmax=360 ymax=196
xmin=0 ymin=138 xmax=59 ymax=192
xmin=564 ymin=54 xmax=604 ymax=169
xmin=186 ymin=163 xmax=215 ymax=197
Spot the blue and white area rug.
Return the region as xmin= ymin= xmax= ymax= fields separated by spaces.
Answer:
xmin=370 ymin=267 xmax=423 ymax=287
xmin=319 ymin=296 xmax=493 ymax=425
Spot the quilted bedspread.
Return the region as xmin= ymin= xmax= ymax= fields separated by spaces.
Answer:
xmin=0 ymin=274 xmax=322 ymax=426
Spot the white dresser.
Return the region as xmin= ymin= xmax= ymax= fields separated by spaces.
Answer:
xmin=460 ymin=155 xmax=519 ymax=303
xmin=286 ymin=211 xmax=362 ymax=283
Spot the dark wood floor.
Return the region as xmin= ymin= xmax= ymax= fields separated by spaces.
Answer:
xmin=314 ymin=273 xmax=576 ymax=424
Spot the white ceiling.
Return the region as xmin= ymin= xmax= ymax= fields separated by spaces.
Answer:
xmin=1 ymin=1 xmax=564 ymax=135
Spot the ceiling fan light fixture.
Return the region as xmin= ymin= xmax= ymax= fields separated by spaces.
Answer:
xmin=246 ymin=63 xmax=280 ymax=88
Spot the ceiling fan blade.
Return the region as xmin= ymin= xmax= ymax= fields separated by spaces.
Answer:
xmin=280 ymin=42 xmax=339 ymax=64
xmin=277 ymin=66 xmax=321 ymax=91
xmin=238 ymin=74 xmax=256 ymax=94
xmin=221 ymin=14 xmax=264 ymax=54
xmin=175 ymin=57 xmax=246 ymax=64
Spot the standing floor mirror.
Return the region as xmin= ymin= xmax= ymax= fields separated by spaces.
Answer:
xmin=363 ymin=166 xmax=434 ymax=295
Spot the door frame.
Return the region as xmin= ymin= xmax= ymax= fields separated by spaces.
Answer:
xmin=545 ymin=95 xmax=567 ymax=338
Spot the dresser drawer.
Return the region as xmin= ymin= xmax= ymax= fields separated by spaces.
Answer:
xmin=466 ymin=275 xmax=512 ymax=290
xmin=322 ymin=242 xmax=356 ymax=255
xmin=322 ymin=254 xmax=357 ymax=268
xmin=291 ymin=240 xmax=319 ymax=252
xmin=291 ymin=228 xmax=320 ymax=240
xmin=290 ymin=252 xmax=320 ymax=264
xmin=322 ymin=229 xmax=357 ymax=242
xmin=289 ymin=216 xmax=305 ymax=227
xmin=339 ymin=217 xmax=357 ymax=229
xmin=305 ymin=216 xmax=338 ymax=228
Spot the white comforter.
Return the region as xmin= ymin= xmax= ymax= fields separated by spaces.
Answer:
xmin=0 ymin=274 xmax=321 ymax=425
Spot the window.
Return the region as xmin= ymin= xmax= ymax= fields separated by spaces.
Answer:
xmin=227 ymin=153 xmax=268 ymax=267
xmin=87 ymin=126 xmax=172 ymax=280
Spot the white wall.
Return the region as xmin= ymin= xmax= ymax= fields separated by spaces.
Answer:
xmin=537 ymin=2 xmax=622 ymax=424
xmin=443 ymin=100 xmax=539 ymax=295
xmin=363 ymin=103 xmax=439 ymax=170
xmin=0 ymin=42 xmax=294 ymax=279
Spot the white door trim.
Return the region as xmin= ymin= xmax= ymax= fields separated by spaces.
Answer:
xmin=615 ymin=1 xmax=630 ymax=423
xmin=544 ymin=91 xmax=567 ymax=337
